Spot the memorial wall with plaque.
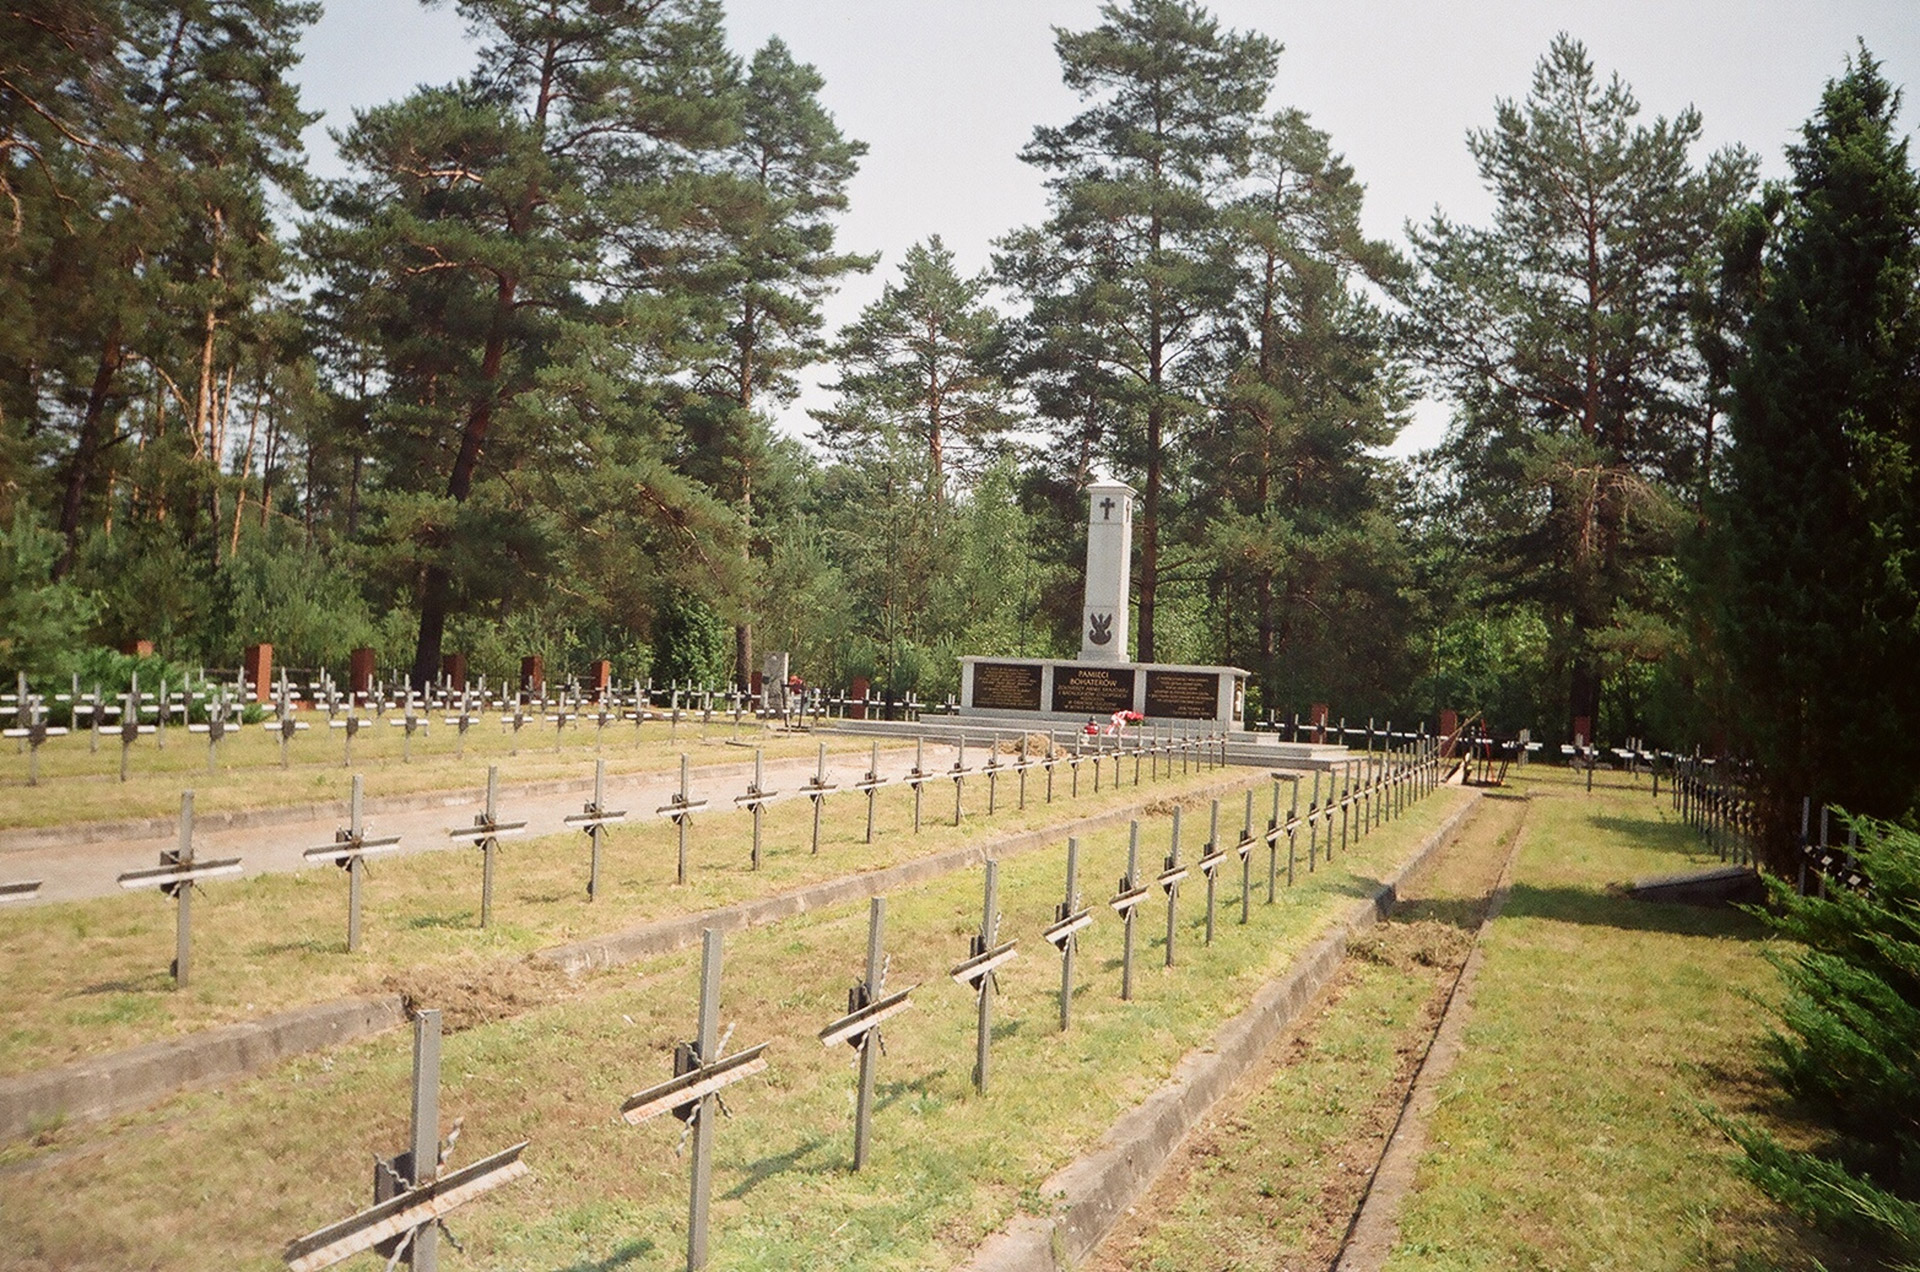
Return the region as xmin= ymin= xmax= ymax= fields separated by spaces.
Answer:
xmin=1144 ymin=669 xmax=1221 ymax=721
xmin=1050 ymin=666 xmax=1137 ymax=716
xmin=970 ymin=662 xmax=1044 ymax=712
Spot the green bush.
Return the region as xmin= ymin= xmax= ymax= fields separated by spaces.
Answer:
xmin=1715 ymin=815 xmax=1920 ymax=1265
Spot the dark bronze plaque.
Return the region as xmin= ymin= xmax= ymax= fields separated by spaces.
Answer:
xmin=1144 ymin=670 xmax=1220 ymax=720
xmin=1050 ymin=665 xmax=1136 ymax=715
xmin=971 ymin=662 xmax=1043 ymax=711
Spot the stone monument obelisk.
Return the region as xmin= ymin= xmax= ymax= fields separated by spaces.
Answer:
xmin=1080 ymin=479 xmax=1134 ymax=663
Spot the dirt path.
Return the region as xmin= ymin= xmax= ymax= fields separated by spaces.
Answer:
xmin=1082 ymin=790 xmax=1530 ymax=1272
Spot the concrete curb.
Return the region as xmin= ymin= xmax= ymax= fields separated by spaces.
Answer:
xmin=957 ymin=789 xmax=1484 ymax=1272
xmin=0 ymin=994 xmax=405 ymax=1142
xmin=0 ymin=770 xmax=1264 ymax=1143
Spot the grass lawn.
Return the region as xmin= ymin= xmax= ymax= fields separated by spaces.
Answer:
xmin=0 ymin=758 xmax=1262 ymax=1076
xmin=0 ymin=783 xmax=1471 ymax=1271
xmin=1076 ymin=766 xmax=1841 ymax=1272
xmin=1384 ymin=767 xmax=1826 ymax=1271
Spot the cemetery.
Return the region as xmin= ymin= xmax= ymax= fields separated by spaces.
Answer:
xmin=6 ymin=1 xmax=1920 ymax=1269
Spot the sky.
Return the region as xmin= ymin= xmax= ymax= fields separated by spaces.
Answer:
xmin=293 ymin=1 xmax=1920 ymax=455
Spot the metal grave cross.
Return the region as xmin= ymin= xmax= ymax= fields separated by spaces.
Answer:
xmin=1236 ymin=789 xmax=1256 ymax=924
xmin=1043 ymin=837 xmax=1093 ymax=1031
xmin=984 ymin=734 xmax=1002 ymax=815
xmin=546 ymin=699 xmax=577 ymax=753
xmin=1196 ymin=799 xmax=1228 ymax=946
xmin=949 ymin=735 xmax=971 ymax=825
xmin=330 ymin=702 xmax=368 ymax=767
xmin=1306 ymin=769 xmax=1323 ymax=872
xmin=389 ymin=691 xmax=429 ymax=762
xmin=442 ymin=689 xmax=481 ymax=761
xmin=116 ymin=791 xmax=242 ymax=987
xmin=904 ymin=736 xmax=931 ymax=834
xmin=802 ymin=743 xmax=839 ymax=854
xmin=110 ymin=689 xmax=156 ymax=781
xmin=950 ymin=859 xmax=1017 ymax=1094
xmin=656 ymin=754 xmax=709 ymax=885
xmin=1109 ymin=821 xmax=1150 ymax=1001
xmin=731 ymin=749 xmax=778 ymax=870
xmin=589 ymin=698 xmax=619 ymax=751
xmin=282 ymin=1010 xmax=529 ymax=1272
xmin=447 ymin=767 xmax=527 ymax=927
xmin=563 ymin=759 xmax=627 ymax=901
xmin=302 ymin=775 xmax=402 ymax=952
xmin=185 ymin=686 xmax=239 ymax=774
xmin=3 ymin=694 xmax=68 ymax=786
xmin=502 ymin=698 xmax=532 ymax=755
xmin=852 ymin=741 xmax=886 ymax=844
xmin=817 ymin=896 xmax=916 ymax=1170
xmin=261 ymin=676 xmax=310 ymax=768
xmin=1271 ymin=774 xmax=1302 ymax=895
xmin=620 ymin=929 xmax=770 ymax=1272
xmin=1159 ymin=807 xmax=1189 ymax=968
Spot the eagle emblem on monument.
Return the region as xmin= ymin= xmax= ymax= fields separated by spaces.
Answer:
xmin=1088 ymin=613 xmax=1114 ymax=645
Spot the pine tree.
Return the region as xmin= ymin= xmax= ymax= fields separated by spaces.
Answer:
xmin=1201 ymin=109 xmax=1412 ymax=710
xmin=1404 ymin=34 xmax=1753 ymax=740
xmin=814 ymin=236 xmax=1012 ymax=503
xmin=309 ymin=0 xmax=743 ymax=687
xmin=682 ymin=35 xmax=870 ymax=690
xmin=998 ymin=0 xmax=1279 ymax=662
xmin=1718 ymin=49 xmax=1920 ymax=837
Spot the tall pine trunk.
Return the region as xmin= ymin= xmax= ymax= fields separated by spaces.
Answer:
xmin=410 ymin=276 xmax=514 ymax=688
xmin=56 ymin=322 xmax=123 ymax=578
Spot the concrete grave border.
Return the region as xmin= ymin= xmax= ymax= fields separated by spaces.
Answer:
xmin=958 ymin=790 xmax=1483 ymax=1272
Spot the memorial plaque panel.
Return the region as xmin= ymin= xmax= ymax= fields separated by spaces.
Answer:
xmin=1050 ymin=665 xmax=1135 ymax=715
xmin=972 ymin=662 xmax=1043 ymax=711
xmin=1144 ymin=670 xmax=1218 ymax=720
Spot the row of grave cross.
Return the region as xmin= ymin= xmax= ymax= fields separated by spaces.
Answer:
xmin=1 ymin=674 xmax=943 ymax=783
xmin=3 ymin=673 xmax=253 ymax=784
xmin=273 ymin=738 xmax=1451 ymax=1272
xmin=1 ymin=732 xmax=1449 ymax=989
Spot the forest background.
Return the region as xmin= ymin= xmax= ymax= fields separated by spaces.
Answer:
xmin=5 ymin=0 xmax=1920 ymax=837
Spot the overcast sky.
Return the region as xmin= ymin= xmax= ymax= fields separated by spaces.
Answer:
xmin=293 ymin=1 xmax=1920 ymax=454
